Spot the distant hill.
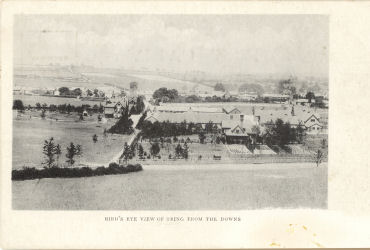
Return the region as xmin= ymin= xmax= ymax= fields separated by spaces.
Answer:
xmin=13 ymin=64 xmax=328 ymax=96
xmin=13 ymin=65 xmax=214 ymax=93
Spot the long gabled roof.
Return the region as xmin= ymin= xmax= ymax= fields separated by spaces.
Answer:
xmin=145 ymin=111 xmax=228 ymax=124
xmin=255 ymin=108 xmax=320 ymax=125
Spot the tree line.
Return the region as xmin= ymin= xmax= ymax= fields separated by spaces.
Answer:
xmin=139 ymin=120 xmax=219 ymax=139
xmin=13 ymin=99 xmax=104 ymax=113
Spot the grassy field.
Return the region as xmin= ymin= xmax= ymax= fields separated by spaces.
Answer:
xmin=12 ymin=162 xmax=327 ymax=210
xmin=12 ymin=112 xmax=130 ymax=169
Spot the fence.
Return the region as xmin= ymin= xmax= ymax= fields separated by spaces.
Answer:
xmin=121 ymin=153 xmax=324 ymax=165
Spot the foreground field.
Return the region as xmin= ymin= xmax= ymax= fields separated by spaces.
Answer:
xmin=13 ymin=114 xmax=130 ymax=169
xmin=12 ymin=163 xmax=327 ymax=210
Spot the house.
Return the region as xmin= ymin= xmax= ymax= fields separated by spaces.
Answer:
xmin=104 ymin=99 xmax=127 ymax=118
xmin=255 ymin=107 xmax=324 ymax=133
xmin=304 ymin=114 xmax=323 ymax=134
xmin=262 ymin=93 xmax=290 ymax=103
xmin=104 ymin=103 xmax=116 ymax=118
xmin=295 ymin=98 xmax=315 ymax=106
xmin=222 ymin=107 xmax=248 ymax=122
xmin=221 ymin=115 xmax=258 ymax=144
xmin=238 ymin=92 xmax=258 ymax=101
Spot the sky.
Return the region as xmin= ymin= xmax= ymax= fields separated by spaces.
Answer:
xmin=14 ymin=15 xmax=329 ymax=78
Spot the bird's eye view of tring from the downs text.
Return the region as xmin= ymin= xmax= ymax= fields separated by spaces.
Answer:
xmin=12 ymin=15 xmax=328 ymax=210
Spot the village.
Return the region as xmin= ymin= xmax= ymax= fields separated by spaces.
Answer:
xmin=13 ymin=75 xmax=328 ymax=169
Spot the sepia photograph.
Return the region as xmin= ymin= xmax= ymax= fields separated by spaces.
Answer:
xmin=11 ymin=14 xmax=329 ymax=210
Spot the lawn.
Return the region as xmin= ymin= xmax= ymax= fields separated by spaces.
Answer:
xmin=12 ymin=162 xmax=327 ymax=210
xmin=12 ymin=112 xmax=131 ymax=169
xmin=137 ymin=141 xmax=230 ymax=161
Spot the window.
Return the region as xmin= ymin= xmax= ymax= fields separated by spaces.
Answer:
xmin=230 ymin=115 xmax=233 ymax=120
xmin=236 ymin=129 xmax=239 ymax=134
xmin=240 ymin=115 xmax=244 ymax=121
xmin=311 ymin=119 xmax=315 ymax=122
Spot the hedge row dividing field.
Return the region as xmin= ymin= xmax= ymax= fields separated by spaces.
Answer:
xmin=12 ymin=163 xmax=143 ymax=181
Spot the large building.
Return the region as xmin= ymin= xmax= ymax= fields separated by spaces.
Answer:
xmin=145 ymin=103 xmax=325 ymax=143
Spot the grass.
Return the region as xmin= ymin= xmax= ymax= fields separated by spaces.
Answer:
xmin=12 ymin=163 xmax=143 ymax=181
xmin=12 ymin=162 xmax=327 ymax=210
xmin=13 ymin=111 xmax=131 ymax=169
xmin=137 ymin=141 xmax=229 ymax=161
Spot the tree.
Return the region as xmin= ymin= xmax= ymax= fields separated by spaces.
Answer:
xmin=272 ymin=119 xmax=291 ymax=146
xmin=138 ymin=144 xmax=144 ymax=159
xmin=55 ymin=144 xmax=62 ymax=166
xmin=314 ymin=149 xmax=324 ymax=167
xmin=108 ymin=108 xmax=134 ymax=134
xmin=66 ymin=104 xmax=72 ymax=114
xmin=66 ymin=143 xmax=82 ymax=166
xmin=136 ymin=111 xmax=147 ymax=129
xmin=153 ymin=88 xmax=179 ymax=102
xmin=42 ymin=137 xmax=58 ymax=168
xmin=41 ymin=109 xmax=46 ymax=119
xmin=13 ymin=100 xmax=24 ymax=110
xmin=130 ymin=105 xmax=137 ymax=115
xmin=93 ymin=134 xmax=98 ymax=143
xmin=321 ymin=139 xmax=327 ymax=149
xmin=199 ymin=132 xmax=206 ymax=144
xmin=185 ymin=95 xmax=201 ymax=103
xmin=214 ymin=83 xmax=225 ymax=92
xmin=182 ymin=142 xmax=189 ymax=159
xmin=36 ymin=103 xmax=41 ymax=110
xmin=205 ymin=121 xmax=214 ymax=134
xmin=135 ymin=96 xmax=145 ymax=114
xmin=296 ymin=122 xmax=305 ymax=143
xmin=121 ymin=142 xmax=131 ymax=163
xmin=58 ymin=87 xmax=70 ymax=96
xmin=306 ymin=91 xmax=315 ymax=103
xmin=150 ymin=142 xmax=160 ymax=157
xmin=175 ymin=143 xmax=183 ymax=158
xmin=278 ymin=78 xmax=296 ymax=96
xmin=71 ymin=88 xmax=82 ymax=97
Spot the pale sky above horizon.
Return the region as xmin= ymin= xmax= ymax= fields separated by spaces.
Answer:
xmin=14 ymin=15 xmax=328 ymax=78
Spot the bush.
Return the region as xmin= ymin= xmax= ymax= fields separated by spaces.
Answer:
xmin=12 ymin=163 xmax=143 ymax=181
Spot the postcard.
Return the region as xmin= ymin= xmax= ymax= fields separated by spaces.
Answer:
xmin=1 ymin=1 xmax=370 ymax=248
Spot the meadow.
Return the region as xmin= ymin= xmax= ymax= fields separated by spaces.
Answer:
xmin=12 ymin=112 xmax=130 ymax=169
xmin=12 ymin=162 xmax=327 ymax=210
